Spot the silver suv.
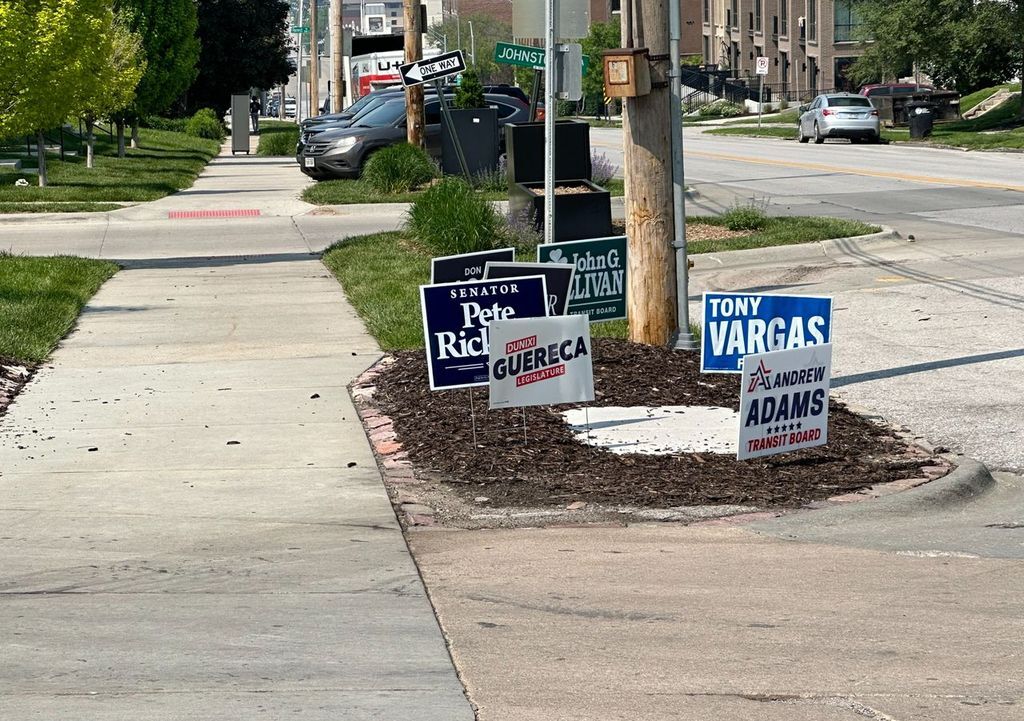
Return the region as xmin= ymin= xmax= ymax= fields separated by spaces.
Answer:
xmin=798 ymin=93 xmax=881 ymax=144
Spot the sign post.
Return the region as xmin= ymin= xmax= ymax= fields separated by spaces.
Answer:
xmin=399 ymin=50 xmax=471 ymax=180
xmin=755 ymin=56 xmax=769 ymax=128
xmin=544 ymin=0 xmax=556 ymax=246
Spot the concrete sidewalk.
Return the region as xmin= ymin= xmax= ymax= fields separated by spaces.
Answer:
xmin=0 ymin=146 xmax=472 ymax=718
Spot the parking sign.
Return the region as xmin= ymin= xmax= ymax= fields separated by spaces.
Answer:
xmin=755 ymin=57 xmax=769 ymax=75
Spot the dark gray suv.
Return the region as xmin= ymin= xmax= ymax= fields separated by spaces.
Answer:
xmin=297 ymin=93 xmax=530 ymax=180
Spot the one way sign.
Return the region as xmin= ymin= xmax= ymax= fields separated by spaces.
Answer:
xmin=400 ymin=50 xmax=467 ymax=87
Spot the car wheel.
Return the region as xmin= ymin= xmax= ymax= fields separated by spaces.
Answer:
xmin=871 ymin=132 xmax=882 ymax=144
xmin=813 ymin=122 xmax=825 ymax=144
xmin=798 ymin=125 xmax=809 ymax=143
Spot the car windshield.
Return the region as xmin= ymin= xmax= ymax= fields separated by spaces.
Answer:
xmin=352 ymin=100 xmax=406 ymax=127
xmin=827 ymin=97 xmax=872 ymax=107
xmin=345 ymin=92 xmax=393 ymax=117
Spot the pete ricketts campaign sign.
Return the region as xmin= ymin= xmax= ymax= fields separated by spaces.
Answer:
xmin=419 ymin=277 xmax=549 ymax=390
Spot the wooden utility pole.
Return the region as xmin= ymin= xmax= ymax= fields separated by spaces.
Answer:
xmin=309 ymin=0 xmax=320 ymax=116
xmin=405 ymin=0 xmax=424 ymax=147
xmin=330 ymin=0 xmax=343 ymax=113
xmin=622 ymin=0 xmax=676 ymax=345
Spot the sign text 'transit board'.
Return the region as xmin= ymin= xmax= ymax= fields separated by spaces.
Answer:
xmin=701 ymin=292 xmax=832 ymax=373
xmin=738 ymin=343 xmax=832 ymax=460
xmin=489 ymin=315 xmax=594 ymax=409
xmin=537 ymin=235 xmax=627 ymax=322
xmin=420 ymin=276 xmax=549 ymax=391
xmin=431 ymin=248 xmax=515 ymax=284
xmin=484 ymin=261 xmax=575 ymax=316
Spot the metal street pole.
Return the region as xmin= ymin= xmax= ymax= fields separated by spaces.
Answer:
xmin=468 ymin=20 xmax=475 ymax=66
xmin=670 ymin=0 xmax=697 ymax=350
xmin=297 ymin=0 xmax=305 ymax=122
xmin=543 ymin=0 xmax=556 ymax=245
xmin=310 ymin=0 xmax=320 ymax=116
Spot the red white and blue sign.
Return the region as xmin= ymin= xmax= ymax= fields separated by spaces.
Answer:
xmin=701 ymin=292 xmax=833 ymax=374
xmin=419 ymin=276 xmax=549 ymax=390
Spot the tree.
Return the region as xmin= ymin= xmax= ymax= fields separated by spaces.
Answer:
xmin=429 ymin=13 xmax=514 ymax=85
xmin=188 ymin=0 xmax=294 ymax=116
xmin=581 ymin=21 xmax=620 ymax=115
xmin=0 ymin=0 xmax=113 ymax=186
xmin=116 ymin=0 xmax=200 ymax=146
xmin=76 ymin=14 xmax=147 ymax=168
xmin=848 ymin=0 xmax=1020 ymax=94
xmin=454 ymin=68 xmax=486 ymax=109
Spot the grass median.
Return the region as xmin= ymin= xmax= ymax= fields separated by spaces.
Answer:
xmin=0 ymin=254 xmax=118 ymax=363
xmin=256 ymin=120 xmax=300 ymax=156
xmin=322 ymin=214 xmax=877 ymax=351
xmin=304 ymin=177 xmax=625 ymax=205
xmin=0 ymin=128 xmax=221 ymax=213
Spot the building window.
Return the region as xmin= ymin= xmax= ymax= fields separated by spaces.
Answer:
xmin=731 ymin=0 xmax=738 ymax=28
xmin=754 ymin=0 xmax=762 ymax=32
xmin=611 ymin=0 xmax=621 ymax=14
xmin=780 ymin=1 xmax=788 ymax=35
xmin=833 ymin=0 xmax=862 ymax=42
xmin=703 ymin=0 xmax=709 ymax=23
xmin=806 ymin=0 xmax=817 ymax=41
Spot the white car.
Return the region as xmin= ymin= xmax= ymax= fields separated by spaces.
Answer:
xmin=798 ymin=93 xmax=881 ymax=144
xmin=284 ymin=98 xmax=297 ymax=118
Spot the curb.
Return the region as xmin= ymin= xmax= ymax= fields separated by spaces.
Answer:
xmin=691 ymin=226 xmax=901 ymax=271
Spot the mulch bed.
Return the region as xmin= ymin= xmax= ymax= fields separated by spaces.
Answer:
xmin=373 ymin=338 xmax=929 ymax=510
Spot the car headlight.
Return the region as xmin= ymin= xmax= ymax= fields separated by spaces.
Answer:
xmin=329 ymin=136 xmax=359 ymax=151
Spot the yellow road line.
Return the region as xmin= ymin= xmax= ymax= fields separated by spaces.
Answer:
xmin=686 ymin=149 xmax=1024 ymax=193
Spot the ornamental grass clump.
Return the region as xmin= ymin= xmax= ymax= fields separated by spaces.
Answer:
xmin=405 ymin=176 xmax=501 ymax=255
xmin=362 ymin=143 xmax=438 ymax=194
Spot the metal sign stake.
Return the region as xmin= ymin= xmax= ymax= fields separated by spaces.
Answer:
xmin=434 ymin=78 xmax=472 ymax=181
xmin=543 ymin=0 xmax=557 ymax=245
xmin=468 ymin=387 xmax=479 ymax=446
xmin=529 ymin=68 xmax=543 ymax=122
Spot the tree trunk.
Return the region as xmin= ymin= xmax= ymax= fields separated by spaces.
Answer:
xmin=36 ymin=130 xmax=48 ymax=187
xmin=116 ymin=121 xmax=126 ymax=158
xmin=622 ymin=0 xmax=676 ymax=345
xmin=131 ymin=120 xmax=140 ymax=149
xmin=86 ymin=117 xmax=95 ymax=169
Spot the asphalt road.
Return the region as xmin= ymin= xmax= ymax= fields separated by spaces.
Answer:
xmin=593 ymin=126 xmax=1024 ymax=473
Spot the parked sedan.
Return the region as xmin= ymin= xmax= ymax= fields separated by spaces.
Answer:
xmin=798 ymin=93 xmax=881 ymax=144
xmin=297 ymin=93 xmax=530 ymax=180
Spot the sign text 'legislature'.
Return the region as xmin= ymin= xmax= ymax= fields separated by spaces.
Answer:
xmin=489 ymin=315 xmax=594 ymax=409
xmin=537 ymin=235 xmax=627 ymax=322
xmin=738 ymin=343 xmax=832 ymax=460
xmin=420 ymin=277 xmax=549 ymax=390
xmin=701 ymin=292 xmax=832 ymax=373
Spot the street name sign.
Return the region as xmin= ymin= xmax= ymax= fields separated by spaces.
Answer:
xmin=737 ymin=343 xmax=832 ymax=460
xmin=400 ymin=50 xmax=466 ymax=87
xmin=291 ymin=25 xmax=309 ymax=33
xmin=431 ymin=248 xmax=515 ymax=284
xmin=537 ymin=236 xmax=627 ymax=322
xmin=489 ymin=315 xmax=594 ymax=409
xmin=419 ymin=276 xmax=549 ymax=390
xmin=494 ymin=41 xmax=591 ymax=73
xmin=701 ymin=292 xmax=833 ymax=373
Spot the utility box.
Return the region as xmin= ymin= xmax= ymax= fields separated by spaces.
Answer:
xmin=230 ymin=93 xmax=250 ymax=154
xmin=602 ymin=48 xmax=651 ymax=98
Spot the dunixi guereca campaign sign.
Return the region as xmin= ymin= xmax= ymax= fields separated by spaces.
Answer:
xmin=419 ymin=276 xmax=549 ymax=390
xmin=738 ymin=343 xmax=832 ymax=460
xmin=488 ymin=315 xmax=595 ymax=409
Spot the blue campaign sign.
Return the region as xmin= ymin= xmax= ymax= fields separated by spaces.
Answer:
xmin=420 ymin=276 xmax=549 ymax=390
xmin=701 ymin=292 xmax=833 ymax=373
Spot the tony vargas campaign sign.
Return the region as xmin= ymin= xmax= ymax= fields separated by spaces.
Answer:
xmin=738 ymin=343 xmax=832 ymax=460
xmin=488 ymin=315 xmax=594 ymax=409
xmin=419 ymin=276 xmax=549 ymax=390
xmin=537 ymin=236 xmax=627 ymax=322
xmin=701 ymin=292 xmax=832 ymax=373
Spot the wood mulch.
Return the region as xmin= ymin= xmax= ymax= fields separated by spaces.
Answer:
xmin=0 ymin=358 xmax=34 ymax=420
xmin=372 ymin=338 xmax=931 ymax=511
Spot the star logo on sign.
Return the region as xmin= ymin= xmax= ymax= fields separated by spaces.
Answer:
xmin=747 ymin=359 xmax=773 ymax=393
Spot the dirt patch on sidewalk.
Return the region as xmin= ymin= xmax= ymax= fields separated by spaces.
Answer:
xmin=0 ymin=359 xmax=35 ymax=420
xmin=361 ymin=339 xmax=939 ymax=526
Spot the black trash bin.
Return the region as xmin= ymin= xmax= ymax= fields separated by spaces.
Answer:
xmin=906 ymin=101 xmax=935 ymax=139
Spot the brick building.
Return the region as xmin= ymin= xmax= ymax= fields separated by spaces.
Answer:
xmin=700 ymin=0 xmax=866 ymax=99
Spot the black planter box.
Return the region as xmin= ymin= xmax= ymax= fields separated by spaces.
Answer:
xmin=504 ymin=120 xmax=592 ymax=187
xmin=509 ymin=179 xmax=612 ymax=243
xmin=441 ymin=107 xmax=499 ymax=176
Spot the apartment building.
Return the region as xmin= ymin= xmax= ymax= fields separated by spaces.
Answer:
xmin=701 ymin=0 xmax=866 ymax=99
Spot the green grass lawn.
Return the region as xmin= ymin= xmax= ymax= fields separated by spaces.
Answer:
xmin=705 ymin=126 xmax=798 ymax=139
xmin=303 ymin=177 xmax=625 ymax=205
xmin=0 ymin=254 xmax=119 ymax=363
xmin=256 ymin=120 xmax=300 ymax=156
xmin=724 ymin=109 xmax=800 ymax=126
xmin=0 ymin=128 xmax=221 ymax=213
xmin=322 ymin=214 xmax=878 ymax=351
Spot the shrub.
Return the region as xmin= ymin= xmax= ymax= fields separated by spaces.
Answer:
xmin=405 ymin=177 xmax=501 ymax=255
xmin=362 ymin=143 xmax=438 ymax=194
xmin=470 ymin=155 xmax=507 ymax=192
xmin=721 ymin=203 xmax=771 ymax=231
xmin=591 ymin=151 xmax=618 ymax=187
xmin=142 ymin=116 xmax=189 ymax=133
xmin=698 ymin=100 xmax=745 ymax=118
xmin=777 ymin=98 xmax=790 ymax=111
xmin=256 ymin=122 xmax=300 ymax=156
xmin=454 ymin=68 xmax=486 ymax=109
xmin=185 ymin=108 xmax=225 ymax=140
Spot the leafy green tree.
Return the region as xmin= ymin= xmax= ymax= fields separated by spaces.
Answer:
xmin=188 ymin=0 xmax=294 ymax=116
xmin=581 ymin=21 xmax=620 ymax=115
xmin=429 ymin=14 xmax=514 ymax=84
xmin=77 ymin=15 xmax=147 ymax=168
xmin=0 ymin=0 xmax=112 ymax=186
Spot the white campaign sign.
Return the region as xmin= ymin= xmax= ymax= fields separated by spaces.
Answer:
xmin=488 ymin=315 xmax=594 ymax=409
xmin=737 ymin=343 xmax=832 ymax=460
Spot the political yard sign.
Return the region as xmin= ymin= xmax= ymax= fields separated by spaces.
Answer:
xmin=701 ymin=292 xmax=833 ymax=373
xmin=738 ymin=343 xmax=832 ymax=461
xmin=484 ymin=261 xmax=576 ymax=316
xmin=431 ymin=248 xmax=515 ymax=284
xmin=537 ymin=236 xmax=627 ymax=322
xmin=488 ymin=315 xmax=594 ymax=409
xmin=420 ymin=277 xmax=549 ymax=390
